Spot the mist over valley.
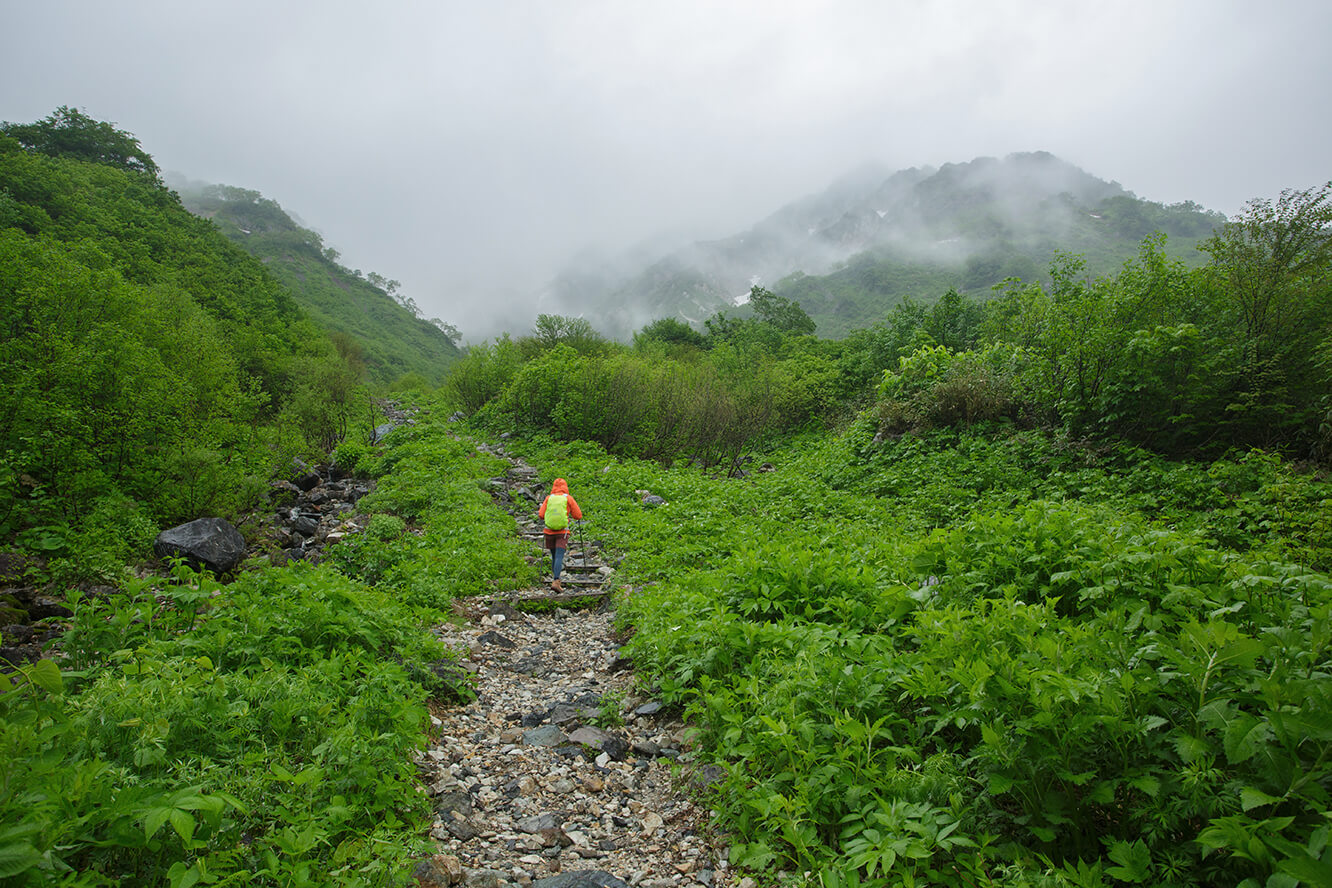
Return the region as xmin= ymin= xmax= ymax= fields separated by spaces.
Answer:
xmin=535 ymin=151 xmax=1225 ymax=341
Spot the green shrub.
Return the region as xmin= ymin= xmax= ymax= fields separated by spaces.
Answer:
xmin=877 ymin=343 xmax=1029 ymax=434
xmin=5 ymin=561 xmax=449 ymax=886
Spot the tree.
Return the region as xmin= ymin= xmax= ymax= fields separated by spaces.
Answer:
xmin=1202 ymin=182 xmax=1332 ymax=362
xmin=531 ymin=313 xmax=607 ymax=355
xmin=1 ymin=106 xmax=159 ymax=178
xmin=429 ymin=318 xmax=461 ymax=346
xmin=923 ymin=287 xmax=983 ymax=351
xmin=1201 ymin=182 xmax=1332 ymax=448
xmin=634 ymin=317 xmax=706 ymax=349
xmin=747 ymin=286 xmax=816 ymax=336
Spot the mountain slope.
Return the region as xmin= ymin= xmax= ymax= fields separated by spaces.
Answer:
xmin=175 ymin=182 xmax=460 ymax=386
xmin=543 ymin=152 xmax=1226 ymax=339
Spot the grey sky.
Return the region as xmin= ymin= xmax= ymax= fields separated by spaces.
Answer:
xmin=3 ymin=1 xmax=1328 ymax=339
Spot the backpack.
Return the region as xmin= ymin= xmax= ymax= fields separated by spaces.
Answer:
xmin=544 ymin=494 xmax=569 ymax=531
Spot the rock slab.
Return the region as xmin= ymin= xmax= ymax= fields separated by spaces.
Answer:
xmin=154 ymin=517 xmax=246 ymax=574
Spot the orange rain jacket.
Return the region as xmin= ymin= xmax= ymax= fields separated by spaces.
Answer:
xmin=538 ymin=478 xmax=583 ymax=538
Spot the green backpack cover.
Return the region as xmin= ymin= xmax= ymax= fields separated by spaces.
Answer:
xmin=544 ymin=494 xmax=569 ymax=530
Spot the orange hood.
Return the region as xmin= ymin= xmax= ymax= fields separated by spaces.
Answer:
xmin=550 ymin=478 xmax=569 ymax=496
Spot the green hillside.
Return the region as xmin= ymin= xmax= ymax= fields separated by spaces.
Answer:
xmin=176 ymin=183 xmax=459 ymax=387
xmin=0 ymin=108 xmax=377 ymax=563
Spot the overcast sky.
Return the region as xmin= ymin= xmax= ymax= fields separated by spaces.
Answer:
xmin=3 ymin=1 xmax=1328 ymax=339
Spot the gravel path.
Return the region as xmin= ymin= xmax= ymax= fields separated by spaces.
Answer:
xmin=411 ymin=448 xmax=738 ymax=888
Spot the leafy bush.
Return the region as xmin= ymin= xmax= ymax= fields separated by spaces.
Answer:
xmin=604 ymin=425 xmax=1332 ymax=886
xmin=4 ymin=562 xmax=451 ymax=887
xmin=877 ymin=343 xmax=1029 ymax=434
xmin=326 ymin=405 xmax=539 ymax=603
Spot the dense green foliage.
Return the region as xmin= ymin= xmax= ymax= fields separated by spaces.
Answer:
xmin=3 ymin=559 xmax=452 ymax=887
xmin=0 ymin=112 xmax=381 ymax=584
xmin=2 ymin=107 xmax=160 ymax=179
xmin=502 ymin=422 xmax=1332 ymax=887
xmin=854 ymin=187 xmax=1332 ymax=460
xmin=0 ymin=402 xmax=537 ymax=886
xmin=326 ymin=411 xmax=540 ymax=604
xmin=176 ymin=184 xmax=460 ymax=387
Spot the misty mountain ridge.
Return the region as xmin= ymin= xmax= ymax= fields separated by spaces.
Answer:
xmin=542 ymin=151 xmax=1225 ymax=339
xmin=170 ymin=178 xmax=460 ymax=384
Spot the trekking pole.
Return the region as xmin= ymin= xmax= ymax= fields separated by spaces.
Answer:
xmin=577 ymin=519 xmax=588 ymax=567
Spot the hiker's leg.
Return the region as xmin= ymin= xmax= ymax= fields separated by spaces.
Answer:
xmin=552 ymin=545 xmax=565 ymax=580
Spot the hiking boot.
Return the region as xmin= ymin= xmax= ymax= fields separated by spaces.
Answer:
xmin=551 ymin=579 xmax=562 ymax=592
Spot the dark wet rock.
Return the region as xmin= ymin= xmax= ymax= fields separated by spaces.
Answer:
xmin=599 ymin=735 xmax=629 ymax=762
xmin=154 ymin=517 xmax=247 ymax=574
xmin=517 ymin=812 xmax=560 ymax=834
xmin=436 ymin=789 xmax=473 ymax=819
xmin=412 ymin=854 xmax=464 ymax=887
xmin=548 ymin=700 xmax=598 ymax=725
xmin=1 ymin=623 xmax=34 ymax=644
xmin=446 ymin=819 xmax=479 ymax=841
xmin=631 ymin=739 xmax=661 ymax=757
xmin=27 ymin=596 xmax=72 ymax=620
xmin=291 ymin=515 xmax=319 ymax=537
xmin=522 ymin=725 xmax=566 ymax=747
xmin=291 ymin=465 xmax=322 ymax=492
xmin=486 ymin=602 xmax=523 ymax=621
xmin=633 ymin=702 xmax=663 ymax=716
xmin=476 ymin=630 xmax=515 ymax=648
xmin=0 ymin=644 xmax=41 ymax=667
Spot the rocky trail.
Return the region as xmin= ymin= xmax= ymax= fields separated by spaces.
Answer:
xmin=411 ymin=445 xmax=740 ymax=888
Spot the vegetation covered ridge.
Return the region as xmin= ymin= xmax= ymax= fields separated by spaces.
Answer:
xmin=0 ymin=107 xmax=453 ymax=589
xmin=543 ymin=151 xmax=1228 ymax=341
xmin=173 ymin=181 xmax=461 ymax=388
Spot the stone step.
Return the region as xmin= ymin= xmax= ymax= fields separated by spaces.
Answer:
xmin=542 ymin=576 xmax=604 ymax=588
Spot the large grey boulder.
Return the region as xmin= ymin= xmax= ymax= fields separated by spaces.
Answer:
xmin=154 ymin=517 xmax=247 ymax=574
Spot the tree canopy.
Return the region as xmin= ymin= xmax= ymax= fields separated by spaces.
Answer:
xmin=1 ymin=105 xmax=159 ymax=178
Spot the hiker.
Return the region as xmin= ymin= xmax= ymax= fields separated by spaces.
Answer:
xmin=538 ymin=478 xmax=582 ymax=592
